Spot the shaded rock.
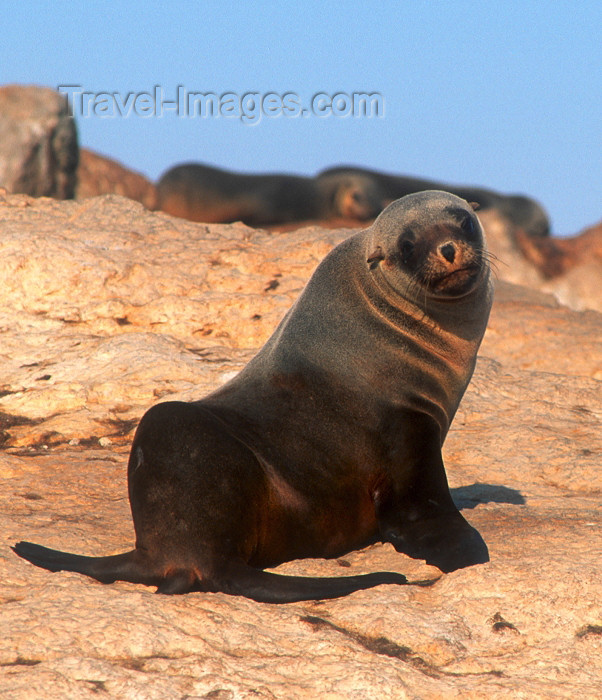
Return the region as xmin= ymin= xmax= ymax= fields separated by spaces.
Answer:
xmin=0 ymin=194 xmax=600 ymax=697
xmin=514 ymin=221 xmax=602 ymax=312
xmin=0 ymin=84 xmax=78 ymax=199
xmin=515 ymin=220 xmax=602 ymax=279
xmin=478 ymin=209 xmax=602 ymax=313
xmin=77 ymin=148 xmax=157 ymax=210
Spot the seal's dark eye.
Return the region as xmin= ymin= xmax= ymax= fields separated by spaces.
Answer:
xmin=400 ymin=239 xmax=414 ymax=262
xmin=461 ymin=214 xmax=477 ymax=239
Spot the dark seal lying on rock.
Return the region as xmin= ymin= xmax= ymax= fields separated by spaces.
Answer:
xmin=14 ymin=190 xmax=493 ymax=603
xmin=155 ymin=162 xmax=382 ymax=225
xmin=320 ymin=164 xmax=551 ymax=238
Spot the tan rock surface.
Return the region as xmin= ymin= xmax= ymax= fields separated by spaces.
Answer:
xmin=1 ymin=194 xmax=601 ymax=698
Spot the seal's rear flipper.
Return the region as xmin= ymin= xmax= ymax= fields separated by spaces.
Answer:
xmin=13 ymin=541 xmax=410 ymax=603
xmin=12 ymin=542 xmax=160 ymax=586
xmin=214 ymin=563 xmax=408 ymax=603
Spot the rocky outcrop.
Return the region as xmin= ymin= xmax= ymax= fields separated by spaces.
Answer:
xmin=77 ymin=148 xmax=157 ymax=210
xmin=0 ymin=85 xmax=78 ymax=199
xmin=515 ymin=221 xmax=602 ymax=278
xmin=512 ymin=221 xmax=602 ymax=312
xmin=1 ymin=194 xmax=600 ymax=697
xmin=476 ymin=209 xmax=602 ymax=313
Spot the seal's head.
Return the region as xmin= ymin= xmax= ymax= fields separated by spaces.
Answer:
xmin=367 ymin=190 xmax=488 ymax=299
xmin=318 ymin=173 xmax=384 ymax=220
xmin=335 ymin=174 xmax=384 ymax=220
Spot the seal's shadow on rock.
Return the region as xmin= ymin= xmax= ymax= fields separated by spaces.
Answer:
xmin=452 ymin=483 xmax=525 ymax=510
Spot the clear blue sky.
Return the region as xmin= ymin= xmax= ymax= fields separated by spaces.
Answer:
xmin=3 ymin=1 xmax=601 ymax=235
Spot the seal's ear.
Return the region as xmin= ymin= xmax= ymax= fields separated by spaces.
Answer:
xmin=367 ymin=246 xmax=385 ymax=268
xmin=469 ymin=201 xmax=480 ymax=211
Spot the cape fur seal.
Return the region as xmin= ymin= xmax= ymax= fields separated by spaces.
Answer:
xmin=320 ymin=165 xmax=551 ymax=238
xmin=14 ymin=190 xmax=493 ymax=604
xmin=156 ymin=163 xmax=382 ymax=225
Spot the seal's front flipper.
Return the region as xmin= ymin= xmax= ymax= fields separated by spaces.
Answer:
xmin=375 ymin=411 xmax=489 ymax=573
xmin=383 ymin=511 xmax=489 ymax=573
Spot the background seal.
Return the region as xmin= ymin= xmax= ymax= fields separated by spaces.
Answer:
xmin=320 ymin=164 xmax=551 ymax=237
xmin=156 ymin=162 xmax=381 ymax=225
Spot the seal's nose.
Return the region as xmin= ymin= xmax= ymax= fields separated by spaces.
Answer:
xmin=439 ymin=242 xmax=456 ymax=263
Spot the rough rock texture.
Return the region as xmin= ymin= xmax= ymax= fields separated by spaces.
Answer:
xmin=77 ymin=148 xmax=157 ymax=210
xmin=1 ymin=194 xmax=601 ymax=698
xmin=0 ymin=85 xmax=78 ymax=199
